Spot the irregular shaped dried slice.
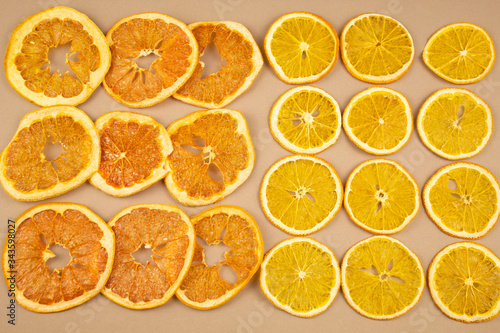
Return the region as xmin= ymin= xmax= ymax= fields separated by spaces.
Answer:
xmin=103 ymin=13 xmax=199 ymax=107
xmin=0 ymin=106 xmax=100 ymax=201
xmin=89 ymin=111 xmax=172 ymax=197
xmin=176 ymin=205 xmax=264 ymax=309
xmin=1 ymin=203 xmax=114 ymax=312
xmin=101 ymin=204 xmax=195 ymax=309
xmin=4 ymin=6 xmax=111 ymax=106
xmin=165 ymin=109 xmax=255 ymax=206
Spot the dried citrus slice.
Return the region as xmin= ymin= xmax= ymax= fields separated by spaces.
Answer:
xmin=342 ymin=235 xmax=425 ymax=320
xmin=4 ymin=6 xmax=111 ymax=106
xmin=0 ymin=106 xmax=99 ymax=201
xmin=417 ymin=88 xmax=492 ymax=160
xmin=173 ymin=21 xmax=263 ymax=109
xmin=101 ymin=204 xmax=194 ymax=309
xmin=260 ymin=237 xmax=340 ymax=318
xmin=343 ymin=87 xmax=412 ymax=155
xmin=264 ymin=12 xmax=339 ymax=84
xmin=165 ymin=109 xmax=254 ymax=206
xmin=344 ymin=159 xmax=419 ymax=234
xmin=423 ymin=23 xmax=495 ymax=84
xmin=340 ymin=13 xmax=414 ymax=83
xmin=260 ymin=155 xmax=343 ymax=235
xmin=103 ymin=13 xmax=199 ymax=107
xmin=423 ymin=162 xmax=500 ymax=239
xmin=1 ymin=203 xmax=114 ymax=312
xmin=269 ymin=86 xmax=341 ymax=154
xmin=428 ymin=242 xmax=500 ymax=322
xmin=89 ymin=111 xmax=172 ymax=197
xmin=176 ymin=205 xmax=264 ymax=309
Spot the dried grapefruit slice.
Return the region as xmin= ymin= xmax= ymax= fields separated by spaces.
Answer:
xmin=173 ymin=21 xmax=263 ymax=109
xmin=1 ymin=203 xmax=114 ymax=313
xmin=103 ymin=13 xmax=199 ymax=107
xmin=89 ymin=111 xmax=172 ymax=197
xmin=4 ymin=6 xmax=111 ymax=106
xmin=165 ymin=109 xmax=255 ymax=206
xmin=101 ymin=204 xmax=195 ymax=309
xmin=176 ymin=205 xmax=264 ymax=309
xmin=0 ymin=106 xmax=100 ymax=201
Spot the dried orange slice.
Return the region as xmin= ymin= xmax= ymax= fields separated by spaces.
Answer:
xmin=176 ymin=205 xmax=264 ymax=309
xmin=103 ymin=13 xmax=199 ymax=108
xmin=2 ymin=203 xmax=114 ymax=312
xmin=173 ymin=21 xmax=263 ymax=109
xmin=89 ymin=111 xmax=172 ymax=197
xmin=101 ymin=204 xmax=195 ymax=309
xmin=4 ymin=6 xmax=111 ymax=106
xmin=165 ymin=109 xmax=255 ymax=206
xmin=0 ymin=106 xmax=100 ymax=201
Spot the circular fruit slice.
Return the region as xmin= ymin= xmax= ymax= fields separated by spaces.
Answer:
xmin=417 ymin=88 xmax=492 ymax=160
xmin=341 ymin=235 xmax=425 ymax=320
xmin=343 ymin=87 xmax=412 ymax=155
xmin=89 ymin=111 xmax=172 ymax=197
xmin=1 ymin=203 xmax=114 ymax=313
xmin=423 ymin=23 xmax=495 ymax=84
xmin=428 ymin=242 xmax=500 ymax=322
xmin=101 ymin=204 xmax=195 ymax=309
xmin=103 ymin=13 xmax=199 ymax=108
xmin=340 ymin=13 xmax=414 ymax=84
xmin=264 ymin=12 xmax=339 ymax=84
xmin=0 ymin=106 xmax=100 ymax=201
xmin=173 ymin=21 xmax=263 ymax=109
xmin=165 ymin=109 xmax=254 ymax=206
xmin=176 ymin=205 xmax=264 ymax=309
xmin=4 ymin=6 xmax=111 ymax=106
xmin=269 ymin=86 xmax=341 ymax=154
xmin=423 ymin=162 xmax=500 ymax=239
xmin=260 ymin=155 xmax=343 ymax=236
xmin=344 ymin=159 xmax=419 ymax=234
xmin=260 ymin=237 xmax=340 ymax=318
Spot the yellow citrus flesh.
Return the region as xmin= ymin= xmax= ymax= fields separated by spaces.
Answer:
xmin=423 ymin=23 xmax=495 ymax=84
xmin=341 ymin=236 xmax=425 ymax=320
xmin=428 ymin=242 xmax=500 ymax=322
xmin=176 ymin=206 xmax=264 ymax=309
xmin=4 ymin=6 xmax=111 ymax=106
xmin=417 ymin=88 xmax=492 ymax=160
xmin=264 ymin=12 xmax=339 ymax=84
xmin=269 ymin=86 xmax=341 ymax=154
xmin=1 ymin=203 xmax=114 ymax=313
xmin=174 ymin=21 xmax=263 ymax=109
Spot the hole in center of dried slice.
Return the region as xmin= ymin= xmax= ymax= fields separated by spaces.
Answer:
xmin=358 ymin=265 xmax=379 ymax=276
xmin=135 ymin=51 xmax=159 ymax=70
xmin=132 ymin=244 xmax=157 ymax=266
xmin=44 ymin=44 xmax=78 ymax=76
xmin=455 ymin=105 xmax=465 ymax=127
xmin=42 ymin=141 xmax=63 ymax=161
xmin=200 ymin=33 xmax=228 ymax=79
xmin=197 ymin=235 xmax=231 ymax=267
xmin=218 ymin=264 xmax=238 ymax=284
xmin=448 ymin=178 xmax=458 ymax=191
xmin=292 ymin=113 xmax=303 ymax=126
xmin=207 ymin=163 xmax=224 ymax=183
xmin=45 ymin=244 xmax=71 ymax=273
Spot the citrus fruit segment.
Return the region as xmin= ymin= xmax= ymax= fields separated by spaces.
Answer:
xmin=264 ymin=12 xmax=339 ymax=84
xmin=428 ymin=242 xmax=500 ymax=322
xmin=4 ymin=6 xmax=111 ymax=106
xmin=423 ymin=162 xmax=500 ymax=239
xmin=0 ymin=106 xmax=100 ymax=201
xmin=269 ymin=86 xmax=341 ymax=154
xmin=101 ymin=204 xmax=194 ymax=309
xmin=176 ymin=205 xmax=264 ymax=309
xmin=89 ymin=111 xmax=172 ymax=197
xmin=341 ymin=235 xmax=425 ymax=320
xmin=1 ymin=203 xmax=114 ymax=313
xmin=340 ymin=13 xmax=414 ymax=83
xmin=343 ymin=87 xmax=412 ymax=155
xmin=103 ymin=13 xmax=199 ymax=108
xmin=260 ymin=155 xmax=343 ymax=236
xmin=344 ymin=159 xmax=419 ymax=234
xmin=260 ymin=237 xmax=340 ymax=318
xmin=173 ymin=21 xmax=263 ymax=109
xmin=417 ymin=88 xmax=492 ymax=160
xmin=165 ymin=109 xmax=254 ymax=206
xmin=423 ymin=23 xmax=495 ymax=84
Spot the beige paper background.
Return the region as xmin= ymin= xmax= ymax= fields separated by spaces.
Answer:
xmin=1 ymin=0 xmax=499 ymax=332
